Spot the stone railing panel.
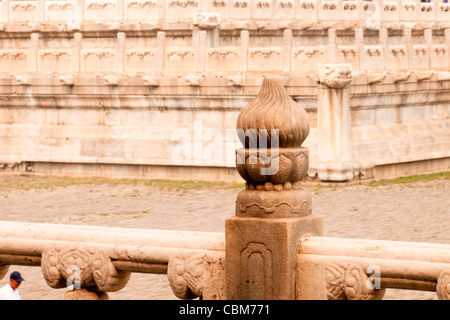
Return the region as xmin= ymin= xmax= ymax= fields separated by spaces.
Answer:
xmin=38 ymin=49 xmax=73 ymax=74
xmin=0 ymin=50 xmax=29 ymax=74
xmin=124 ymin=49 xmax=157 ymax=74
xmin=205 ymin=47 xmax=240 ymax=73
xmin=296 ymin=237 xmax=450 ymax=300
xmin=80 ymin=49 xmax=116 ymax=73
xmin=291 ymin=46 xmax=327 ymax=73
xmin=84 ymin=0 xmax=118 ymax=21
xmin=45 ymin=0 xmax=78 ymax=22
xmin=247 ymin=48 xmax=282 ymax=72
xmin=9 ymin=0 xmax=38 ymax=22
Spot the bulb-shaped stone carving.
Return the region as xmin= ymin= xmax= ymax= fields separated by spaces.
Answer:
xmin=235 ymin=78 xmax=312 ymax=218
xmin=236 ymin=78 xmax=310 ymax=149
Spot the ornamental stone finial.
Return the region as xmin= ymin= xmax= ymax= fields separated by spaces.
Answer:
xmin=226 ymin=78 xmax=323 ymax=300
xmin=234 ymin=78 xmax=312 ymax=218
xmin=236 ymin=78 xmax=310 ymax=149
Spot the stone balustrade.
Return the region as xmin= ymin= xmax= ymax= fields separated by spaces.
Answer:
xmin=1 ymin=221 xmax=450 ymax=299
xmin=0 ymin=27 xmax=450 ymax=76
xmin=1 ymin=0 xmax=450 ymax=25
xmin=297 ymin=236 xmax=450 ymax=300
xmin=0 ymin=0 xmax=450 ymax=76
xmin=0 ymin=221 xmax=226 ymax=299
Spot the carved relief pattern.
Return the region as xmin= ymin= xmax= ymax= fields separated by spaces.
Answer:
xmin=414 ymin=46 xmax=428 ymax=58
xmin=421 ymin=3 xmax=433 ymax=12
xmin=338 ymin=47 xmax=358 ymax=59
xmin=40 ymin=51 xmax=71 ymax=61
xmin=166 ymin=49 xmax=195 ymax=61
xmin=0 ymin=51 xmax=28 ymax=61
xmin=365 ymin=46 xmax=383 ymax=57
xmin=249 ymin=49 xmax=280 ymax=59
xmin=326 ymin=264 xmax=386 ymax=300
xmin=293 ymin=47 xmax=325 ymax=59
xmin=167 ymin=254 xmax=206 ymax=299
xmin=126 ymin=51 xmax=155 ymax=61
xmin=208 ymin=50 xmax=238 ymax=60
xmin=383 ymin=2 xmax=397 ymax=11
xmin=127 ymin=0 xmax=157 ymax=7
xmin=82 ymin=50 xmax=114 ymax=60
xmin=433 ymin=46 xmax=447 ymax=57
xmin=168 ymin=0 xmax=198 ymax=7
xmin=212 ymin=0 xmax=227 ymax=7
xmin=46 ymin=2 xmax=75 ymax=10
xmin=41 ymin=247 xmax=130 ymax=292
xmin=256 ymin=0 xmax=270 ymax=8
xmin=343 ymin=2 xmax=357 ymax=10
xmin=10 ymin=1 xmax=37 ymax=11
xmin=300 ymin=0 xmax=315 ymax=9
xmin=437 ymin=270 xmax=450 ymax=300
xmin=233 ymin=0 xmax=248 ymax=8
xmin=240 ymin=242 xmax=273 ymax=299
xmin=403 ymin=3 xmax=416 ymax=11
xmin=85 ymin=0 xmax=116 ymax=9
xmin=390 ymin=46 xmax=407 ymax=58
xmin=322 ymin=1 xmax=337 ymax=10
xmin=277 ymin=0 xmax=293 ymax=8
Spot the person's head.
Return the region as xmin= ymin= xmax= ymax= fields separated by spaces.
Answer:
xmin=9 ymin=271 xmax=24 ymax=290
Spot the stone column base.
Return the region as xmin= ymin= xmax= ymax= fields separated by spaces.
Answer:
xmin=225 ymin=214 xmax=323 ymax=300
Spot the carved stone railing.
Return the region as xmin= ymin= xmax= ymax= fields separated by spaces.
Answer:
xmin=1 ymin=0 xmax=449 ymax=25
xmin=297 ymin=237 xmax=450 ymax=300
xmin=0 ymin=221 xmax=226 ymax=299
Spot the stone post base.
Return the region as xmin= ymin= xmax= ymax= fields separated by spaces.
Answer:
xmin=225 ymin=214 xmax=323 ymax=300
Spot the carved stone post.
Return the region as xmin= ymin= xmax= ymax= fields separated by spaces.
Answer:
xmin=225 ymin=78 xmax=323 ymax=300
xmin=315 ymin=63 xmax=360 ymax=182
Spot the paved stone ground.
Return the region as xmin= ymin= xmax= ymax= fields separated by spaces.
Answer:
xmin=0 ymin=174 xmax=448 ymax=300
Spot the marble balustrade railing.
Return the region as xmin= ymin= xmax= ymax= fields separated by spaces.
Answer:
xmin=1 ymin=220 xmax=449 ymax=299
xmin=0 ymin=0 xmax=450 ymax=24
xmin=0 ymin=28 xmax=450 ymax=76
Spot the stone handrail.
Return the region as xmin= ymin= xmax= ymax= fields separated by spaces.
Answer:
xmin=296 ymin=236 xmax=450 ymax=300
xmin=1 ymin=221 xmax=449 ymax=299
xmin=0 ymin=221 xmax=226 ymax=299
